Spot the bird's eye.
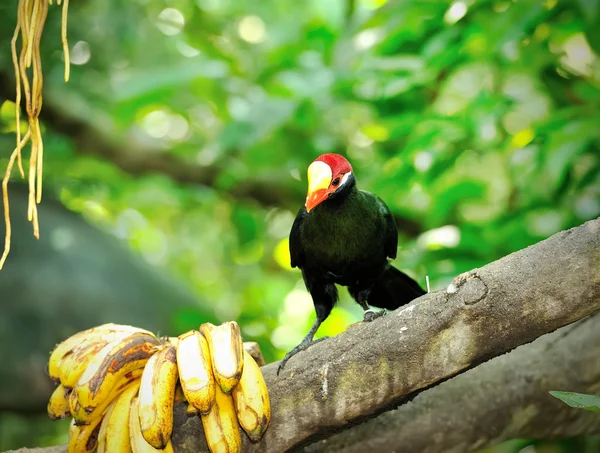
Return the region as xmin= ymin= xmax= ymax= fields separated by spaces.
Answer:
xmin=332 ymin=178 xmax=340 ymax=187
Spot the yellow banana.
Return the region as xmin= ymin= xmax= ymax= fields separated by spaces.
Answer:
xmin=68 ymin=386 xmax=80 ymax=418
xmin=74 ymin=332 xmax=161 ymax=414
xmin=174 ymin=384 xmax=186 ymax=404
xmin=67 ymin=414 xmax=104 ymax=453
xmin=138 ymin=345 xmax=178 ymax=449
xmin=48 ymin=323 xmax=154 ymax=382
xmin=200 ymin=322 xmax=244 ymax=393
xmin=201 ymin=384 xmax=242 ymax=453
xmin=71 ymin=369 xmax=143 ymax=424
xmin=177 ymin=330 xmax=215 ymax=413
xmin=59 ymin=339 xmax=110 ymax=389
xmin=96 ymin=398 xmax=115 ymax=453
xmin=130 ymin=397 xmax=174 ymax=453
xmin=47 ymin=384 xmax=71 ymax=420
xmin=243 ymin=341 xmax=265 ymax=367
xmin=166 ymin=336 xmax=180 ymax=348
xmin=232 ymin=350 xmax=270 ymax=442
xmin=187 ymin=403 xmax=199 ymax=417
xmin=97 ymin=379 xmax=140 ymax=453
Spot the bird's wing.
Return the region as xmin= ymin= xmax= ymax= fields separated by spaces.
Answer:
xmin=289 ymin=206 xmax=307 ymax=268
xmin=375 ymin=194 xmax=398 ymax=260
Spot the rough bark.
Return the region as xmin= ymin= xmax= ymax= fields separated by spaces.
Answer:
xmin=6 ymin=218 xmax=600 ymax=453
xmin=304 ymin=314 xmax=600 ymax=453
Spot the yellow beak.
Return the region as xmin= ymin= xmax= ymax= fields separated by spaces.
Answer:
xmin=305 ymin=161 xmax=332 ymax=212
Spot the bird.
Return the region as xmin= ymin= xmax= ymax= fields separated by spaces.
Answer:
xmin=278 ymin=153 xmax=425 ymax=374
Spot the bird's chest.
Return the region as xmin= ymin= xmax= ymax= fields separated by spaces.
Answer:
xmin=301 ymin=205 xmax=385 ymax=278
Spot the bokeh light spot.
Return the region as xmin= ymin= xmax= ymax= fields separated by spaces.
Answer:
xmin=237 ymin=16 xmax=266 ymax=44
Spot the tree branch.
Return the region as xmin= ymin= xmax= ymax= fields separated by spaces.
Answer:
xmin=304 ymin=314 xmax=600 ymax=453
xmin=11 ymin=217 xmax=600 ymax=453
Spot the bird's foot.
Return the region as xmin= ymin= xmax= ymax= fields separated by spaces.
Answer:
xmin=277 ymin=336 xmax=329 ymax=375
xmin=363 ymin=309 xmax=386 ymax=322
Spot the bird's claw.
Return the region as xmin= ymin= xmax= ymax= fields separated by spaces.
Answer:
xmin=277 ymin=336 xmax=329 ymax=376
xmin=363 ymin=309 xmax=386 ymax=322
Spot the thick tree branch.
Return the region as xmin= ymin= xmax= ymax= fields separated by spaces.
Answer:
xmin=304 ymin=314 xmax=600 ymax=453
xmin=11 ymin=217 xmax=600 ymax=453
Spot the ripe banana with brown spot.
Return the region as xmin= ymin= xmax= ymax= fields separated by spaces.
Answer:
xmin=96 ymin=379 xmax=140 ymax=453
xmin=201 ymin=384 xmax=242 ymax=453
xmin=74 ymin=332 xmax=161 ymax=415
xmin=59 ymin=339 xmax=111 ymax=389
xmin=130 ymin=397 xmax=174 ymax=453
xmin=232 ymin=350 xmax=270 ymax=442
xmin=138 ymin=345 xmax=178 ymax=449
xmin=177 ymin=329 xmax=215 ymax=413
xmin=67 ymin=414 xmax=104 ymax=453
xmin=200 ymin=322 xmax=244 ymax=393
xmin=48 ymin=323 xmax=154 ymax=382
xmin=47 ymin=384 xmax=71 ymax=420
xmin=71 ymin=368 xmax=144 ymax=424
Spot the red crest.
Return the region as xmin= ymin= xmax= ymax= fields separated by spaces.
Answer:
xmin=314 ymin=154 xmax=352 ymax=175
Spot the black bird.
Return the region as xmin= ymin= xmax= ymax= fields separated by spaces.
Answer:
xmin=278 ymin=153 xmax=425 ymax=374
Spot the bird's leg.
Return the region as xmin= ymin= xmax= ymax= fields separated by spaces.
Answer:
xmin=363 ymin=308 xmax=386 ymax=322
xmin=278 ymin=280 xmax=336 ymax=375
xmin=277 ymin=317 xmax=328 ymax=375
xmin=355 ymin=288 xmax=386 ymax=322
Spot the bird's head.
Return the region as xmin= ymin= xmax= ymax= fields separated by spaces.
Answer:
xmin=305 ymin=154 xmax=353 ymax=212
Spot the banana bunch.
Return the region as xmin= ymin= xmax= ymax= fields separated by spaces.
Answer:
xmin=46 ymin=321 xmax=270 ymax=453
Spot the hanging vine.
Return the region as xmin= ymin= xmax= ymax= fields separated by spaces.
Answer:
xmin=1 ymin=0 xmax=70 ymax=269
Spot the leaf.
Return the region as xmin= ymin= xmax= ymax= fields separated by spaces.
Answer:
xmin=549 ymin=391 xmax=600 ymax=413
xmin=543 ymin=118 xmax=599 ymax=190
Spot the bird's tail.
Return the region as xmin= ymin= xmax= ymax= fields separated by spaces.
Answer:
xmin=367 ymin=264 xmax=426 ymax=310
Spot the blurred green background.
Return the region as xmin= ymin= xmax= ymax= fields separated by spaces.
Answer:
xmin=0 ymin=0 xmax=599 ymax=451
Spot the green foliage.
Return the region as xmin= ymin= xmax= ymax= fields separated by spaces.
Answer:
xmin=0 ymin=0 xmax=599 ymax=450
xmin=550 ymin=391 xmax=600 ymax=413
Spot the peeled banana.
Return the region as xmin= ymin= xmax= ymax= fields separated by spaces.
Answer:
xmin=177 ymin=330 xmax=215 ymax=413
xmin=130 ymin=397 xmax=174 ymax=453
xmin=48 ymin=323 xmax=153 ymax=382
xmin=74 ymin=332 xmax=160 ymax=414
xmin=47 ymin=321 xmax=271 ymax=453
xmin=200 ymin=322 xmax=244 ymax=393
xmin=47 ymin=384 xmax=71 ymax=420
xmin=96 ymin=379 xmax=140 ymax=453
xmin=138 ymin=345 xmax=178 ymax=449
xmin=232 ymin=350 xmax=270 ymax=442
xmin=201 ymin=383 xmax=242 ymax=453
